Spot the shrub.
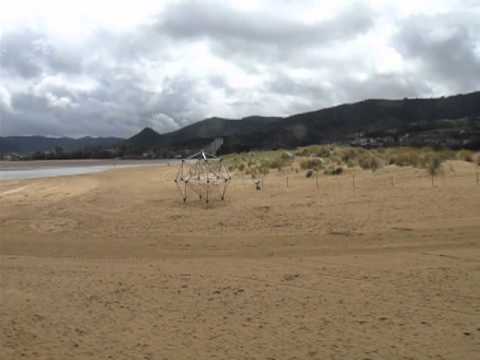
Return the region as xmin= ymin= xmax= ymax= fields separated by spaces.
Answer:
xmin=280 ymin=151 xmax=293 ymax=160
xmin=295 ymin=145 xmax=331 ymax=158
xmin=324 ymin=167 xmax=343 ymax=176
xmin=300 ymin=158 xmax=323 ymax=170
xmin=457 ymin=149 xmax=474 ymax=162
xmin=426 ymin=157 xmax=443 ymax=177
xmin=346 ymin=159 xmax=356 ymax=168
xmin=267 ymin=156 xmax=290 ymax=170
xmin=358 ymin=155 xmax=383 ymax=172
xmin=338 ymin=147 xmax=364 ymax=163
xmin=313 ymin=146 xmax=332 ymax=158
xmin=305 ymin=169 xmax=315 ymax=178
xmin=258 ymin=166 xmax=270 ymax=176
xmin=387 ymin=150 xmax=422 ymax=167
xmin=335 ymin=167 xmax=344 ymax=175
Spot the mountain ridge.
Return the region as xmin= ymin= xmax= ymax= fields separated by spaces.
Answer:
xmin=123 ymin=90 xmax=480 ymax=155
xmin=2 ymin=90 xmax=480 ymax=157
xmin=121 ymin=115 xmax=283 ymax=155
xmin=0 ymin=135 xmax=123 ymax=155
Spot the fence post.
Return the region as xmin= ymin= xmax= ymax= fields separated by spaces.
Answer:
xmin=206 ymin=179 xmax=209 ymax=204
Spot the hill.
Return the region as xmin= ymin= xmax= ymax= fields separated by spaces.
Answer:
xmin=3 ymin=91 xmax=480 ymax=158
xmin=123 ymin=91 xmax=480 ymax=156
xmin=221 ymin=92 xmax=480 ymax=152
xmin=122 ymin=116 xmax=282 ymax=156
xmin=0 ymin=136 xmax=123 ymax=155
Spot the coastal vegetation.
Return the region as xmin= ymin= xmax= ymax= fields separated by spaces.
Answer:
xmin=225 ymin=145 xmax=479 ymax=178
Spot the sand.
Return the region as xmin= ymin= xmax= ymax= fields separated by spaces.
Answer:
xmin=1 ymin=161 xmax=479 ymax=359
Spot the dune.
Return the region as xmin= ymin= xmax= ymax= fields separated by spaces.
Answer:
xmin=1 ymin=162 xmax=479 ymax=359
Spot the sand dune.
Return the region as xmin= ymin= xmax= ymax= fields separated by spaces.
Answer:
xmin=1 ymin=162 xmax=479 ymax=359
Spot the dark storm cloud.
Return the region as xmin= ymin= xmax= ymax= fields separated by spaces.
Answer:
xmin=0 ymin=62 xmax=209 ymax=137
xmin=0 ymin=24 xmax=208 ymax=136
xmin=1 ymin=1 xmax=479 ymax=137
xmin=88 ymin=27 xmax=173 ymax=65
xmin=267 ymin=72 xmax=328 ymax=98
xmin=335 ymin=73 xmax=433 ymax=102
xmin=160 ymin=1 xmax=373 ymax=45
xmin=266 ymin=71 xmax=433 ymax=114
xmin=393 ymin=12 xmax=480 ymax=92
xmin=0 ymin=29 xmax=82 ymax=78
xmin=0 ymin=30 xmax=43 ymax=78
xmin=158 ymin=1 xmax=374 ymax=64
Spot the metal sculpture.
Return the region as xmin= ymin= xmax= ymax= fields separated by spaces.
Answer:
xmin=175 ymin=151 xmax=231 ymax=203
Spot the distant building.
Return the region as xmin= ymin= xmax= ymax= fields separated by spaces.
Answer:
xmin=1 ymin=153 xmax=22 ymax=161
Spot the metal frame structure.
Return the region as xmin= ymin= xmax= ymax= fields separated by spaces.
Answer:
xmin=174 ymin=151 xmax=232 ymax=203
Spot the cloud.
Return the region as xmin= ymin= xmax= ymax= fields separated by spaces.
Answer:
xmin=158 ymin=0 xmax=375 ymax=66
xmin=0 ymin=86 xmax=13 ymax=112
xmin=393 ymin=11 xmax=480 ymax=93
xmin=161 ymin=1 xmax=373 ymax=45
xmin=0 ymin=29 xmax=82 ymax=79
xmin=44 ymin=93 xmax=76 ymax=109
xmin=1 ymin=66 xmax=209 ymax=137
xmin=265 ymin=70 xmax=434 ymax=115
xmin=0 ymin=1 xmax=479 ymax=137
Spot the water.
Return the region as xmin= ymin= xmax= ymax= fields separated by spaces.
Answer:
xmin=0 ymin=160 xmax=175 ymax=181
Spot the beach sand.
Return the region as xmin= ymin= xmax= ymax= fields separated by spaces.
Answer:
xmin=1 ymin=162 xmax=479 ymax=359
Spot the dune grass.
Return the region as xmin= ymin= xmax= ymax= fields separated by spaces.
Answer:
xmin=224 ymin=145 xmax=477 ymax=178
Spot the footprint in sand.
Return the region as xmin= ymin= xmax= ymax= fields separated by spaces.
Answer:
xmin=0 ymin=186 xmax=29 ymax=197
xmin=29 ymin=218 xmax=78 ymax=233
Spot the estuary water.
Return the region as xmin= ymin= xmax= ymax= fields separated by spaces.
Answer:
xmin=0 ymin=160 xmax=174 ymax=181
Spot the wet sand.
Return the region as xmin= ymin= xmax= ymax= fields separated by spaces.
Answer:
xmin=0 ymin=159 xmax=172 ymax=181
xmin=1 ymin=161 xmax=479 ymax=359
xmin=0 ymin=159 xmax=172 ymax=171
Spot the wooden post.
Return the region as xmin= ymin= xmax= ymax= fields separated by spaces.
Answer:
xmin=206 ymin=179 xmax=209 ymax=204
xmin=221 ymin=179 xmax=228 ymax=201
xmin=315 ymin=172 xmax=319 ymax=190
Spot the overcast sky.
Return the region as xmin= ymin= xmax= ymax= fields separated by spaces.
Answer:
xmin=0 ymin=0 xmax=479 ymax=138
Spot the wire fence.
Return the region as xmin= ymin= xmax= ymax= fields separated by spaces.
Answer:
xmin=230 ymin=168 xmax=480 ymax=192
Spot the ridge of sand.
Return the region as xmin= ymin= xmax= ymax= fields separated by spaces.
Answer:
xmin=1 ymin=163 xmax=479 ymax=359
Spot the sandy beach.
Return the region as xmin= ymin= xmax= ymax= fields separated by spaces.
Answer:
xmin=1 ymin=162 xmax=479 ymax=359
